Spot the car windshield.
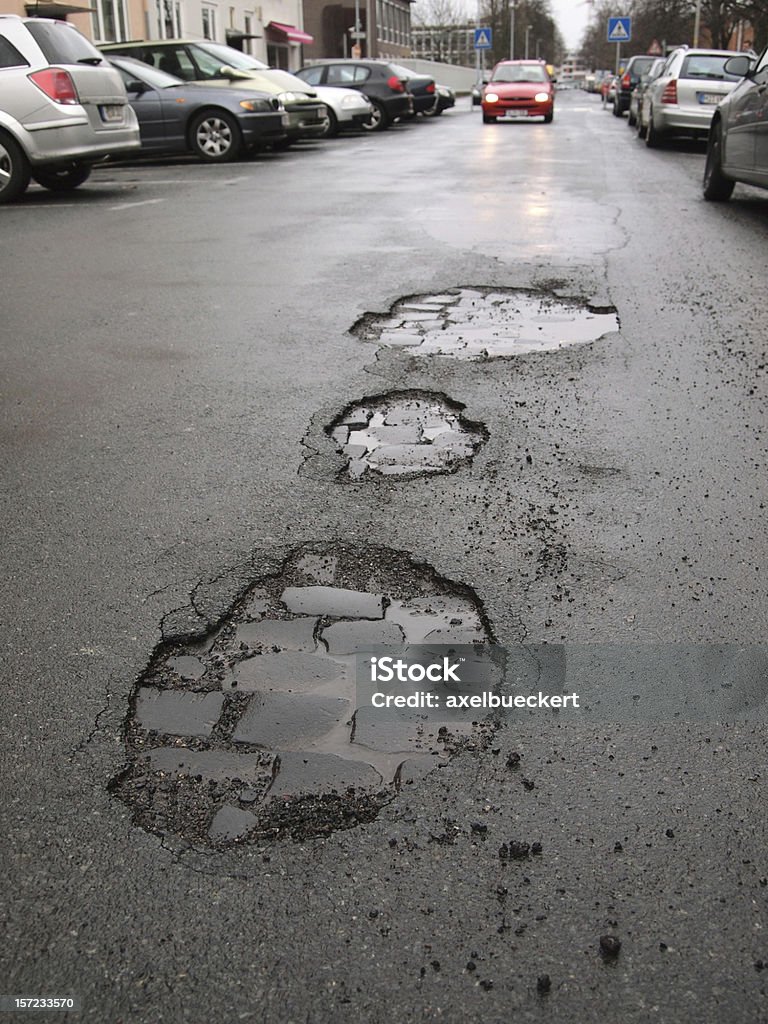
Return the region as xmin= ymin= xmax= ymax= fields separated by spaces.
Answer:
xmin=193 ymin=42 xmax=269 ymax=72
xmin=113 ymin=58 xmax=182 ymax=89
xmin=492 ymin=65 xmax=548 ymax=83
xmin=681 ymin=54 xmax=742 ymax=80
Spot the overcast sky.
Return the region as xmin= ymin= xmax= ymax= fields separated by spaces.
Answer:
xmin=551 ymin=0 xmax=591 ymax=51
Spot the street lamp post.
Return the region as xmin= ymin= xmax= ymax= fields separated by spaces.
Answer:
xmin=509 ymin=0 xmax=515 ymax=59
xmin=525 ymin=24 xmax=532 ymax=59
xmin=693 ymin=0 xmax=701 ymax=46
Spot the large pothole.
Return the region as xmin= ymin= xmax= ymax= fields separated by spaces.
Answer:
xmin=351 ymin=287 xmax=619 ymax=359
xmin=327 ymin=391 xmax=487 ymax=479
xmin=112 ymin=545 xmax=495 ymax=845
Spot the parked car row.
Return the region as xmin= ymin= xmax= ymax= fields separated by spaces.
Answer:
xmin=599 ymin=43 xmax=768 ymax=202
xmin=0 ymin=15 xmax=456 ymax=203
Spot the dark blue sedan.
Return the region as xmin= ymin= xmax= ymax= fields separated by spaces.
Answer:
xmin=106 ymin=55 xmax=288 ymax=162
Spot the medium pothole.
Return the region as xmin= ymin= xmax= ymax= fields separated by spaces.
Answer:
xmin=351 ymin=287 xmax=619 ymax=359
xmin=111 ymin=544 xmax=495 ymax=845
xmin=328 ymin=391 xmax=487 ymax=479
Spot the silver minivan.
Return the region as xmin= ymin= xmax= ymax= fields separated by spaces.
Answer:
xmin=0 ymin=15 xmax=140 ymax=203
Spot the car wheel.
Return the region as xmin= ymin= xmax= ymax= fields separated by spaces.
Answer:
xmin=189 ymin=110 xmax=242 ymax=162
xmin=612 ymin=97 xmax=622 ymax=117
xmin=318 ymin=106 xmax=338 ymax=138
xmin=361 ymin=101 xmax=389 ymax=131
xmin=422 ymin=99 xmax=441 ymax=118
xmin=0 ymin=132 xmax=31 ymax=204
xmin=482 ymin=113 xmax=497 ymax=124
xmin=645 ymin=109 xmax=662 ymax=148
xmin=636 ymin=113 xmax=646 ymax=139
xmin=628 ymin=108 xmax=636 ymax=127
xmin=703 ymin=120 xmax=735 ymax=202
xmin=543 ymin=111 xmax=553 ymax=123
xmin=32 ymin=163 xmax=91 ymax=192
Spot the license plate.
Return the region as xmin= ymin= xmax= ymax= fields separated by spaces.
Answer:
xmin=698 ymin=93 xmax=721 ymax=105
xmin=100 ymin=104 xmax=124 ymax=123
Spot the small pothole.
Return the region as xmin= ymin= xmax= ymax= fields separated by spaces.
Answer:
xmin=327 ymin=391 xmax=487 ymax=479
xmin=351 ymin=287 xmax=619 ymax=359
xmin=111 ymin=544 xmax=495 ymax=846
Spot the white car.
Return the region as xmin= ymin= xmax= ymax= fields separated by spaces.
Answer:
xmin=0 ymin=14 xmax=140 ymax=203
xmin=641 ymin=46 xmax=750 ymax=147
xmin=312 ymin=85 xmax=373 ymax=137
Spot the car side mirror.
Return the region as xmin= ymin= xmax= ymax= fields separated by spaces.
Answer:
xmin=126 ymin=80 xmax=146 ymax=94
xmin=219 ymin=64 xmax=250 ymax=80
xmin=724 ymin=55 xmax=752 ymax=78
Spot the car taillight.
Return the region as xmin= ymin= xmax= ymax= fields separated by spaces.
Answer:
xmin=426 ymin=82 xmax=435 ymax=93
xmin=661 ymin=80 xmax=678 ymax=104
xmin=387 ymin=75 xmax=405 ymax=92
xmin=621 ymin=72 xmax=630 ymax=88
xmin=28 ymin=68 xmax=79 ymax=105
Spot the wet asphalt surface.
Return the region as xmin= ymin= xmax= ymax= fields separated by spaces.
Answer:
xmin=2 ymin=91 xmax=768 ymax=1022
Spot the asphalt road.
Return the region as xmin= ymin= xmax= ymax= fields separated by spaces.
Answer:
xmin=2 ymin=90 xmax=767 ymax=1023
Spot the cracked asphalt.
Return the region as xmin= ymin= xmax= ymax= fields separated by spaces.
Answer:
xmin=1 ymin=91 xmax=768 ymax=1022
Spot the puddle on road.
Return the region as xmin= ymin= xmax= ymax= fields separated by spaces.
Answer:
xmin=352 ymin=287 xmax=619 ymax=359
xmin=112 ymin=544 xmax=494 ymax=845
xmin=328 ymin=391 xmax=487 ymax=479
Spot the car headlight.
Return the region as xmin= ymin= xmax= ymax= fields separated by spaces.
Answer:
xmin=279 ymin=91 xmax=299 ymax=103
xmin=340 ymin=93 xmax=362 ymax=108
xmin=534 ymin=92 xmax=550 ymax=102
xmin=485 ymin=92 xmax=499 ymax=103
xmin=239 ymin=98 xmax=274 ymax=112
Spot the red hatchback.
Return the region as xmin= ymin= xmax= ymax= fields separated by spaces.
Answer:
xmin=482 ymin=60 xmax=554 ymax=123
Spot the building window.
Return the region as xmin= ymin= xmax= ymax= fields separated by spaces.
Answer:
xmin=156 ymin=0 xmax=182 ymax=38
xmin=91 ymin=0 xmax=128 ymax=42
xmin=202 ymin=5 xmax=217 ymax=39
xmin=267 ymin=43 xmax=289 ymax=69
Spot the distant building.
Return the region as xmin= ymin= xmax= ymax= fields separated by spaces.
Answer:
xmin=410 ymin=22 xmax=477 ymax=65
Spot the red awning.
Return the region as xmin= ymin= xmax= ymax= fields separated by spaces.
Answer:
xmin=266 ymin=21 xmax=314 ymax=45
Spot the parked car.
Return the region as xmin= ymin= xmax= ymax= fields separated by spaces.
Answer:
xmin=106 ymin=55 xmax=288 ymax=161
xmin=312 ymin=85 xmax=372 ymax=137
xmin=295 ymin=60 xmax=413 ymax=131
xmin=424 ymin=83 xmax=456 ymax=117
xmin=0 ymin=14 xmax=139 ymax=203
xmin=641 ymin=46 xmax=750 ymax=147
xmin=481 ymin=60 xmax=554 ymax=123
xmin=612 ymin=55 xmax=658 ymax=116
xmin=601 ymin=74 xmax=617 ymax=107
xmin=471 ymin=73 xmax=490 ymax=106
xmin=101 ymin=40 xmax=327 ymax=144
xmin=386 ymin=63 xmax=436 ymax=117
xmin=703 ymin=49 xmax=768 ymax=200
xmin=631 ymin=57 xmax=666 ymax=131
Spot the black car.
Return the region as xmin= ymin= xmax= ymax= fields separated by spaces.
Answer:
xmin=387 ymin=63 xmax=436 ymax=116
xmin=107 ymin=56 xmax=288 ymax=161
xmin=613 ymin=54 xmax=657 ymax=116
xmin=295 ymin=60 xmax=413 ymax=131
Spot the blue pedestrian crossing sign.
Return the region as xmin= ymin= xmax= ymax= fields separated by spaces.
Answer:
xmin=607 ymin=17 xmax=632 ymax=42
xmin=474 ymin=27 xmax=492 ymax=50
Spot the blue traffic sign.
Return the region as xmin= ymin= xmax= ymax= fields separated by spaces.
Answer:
xmin=474 ymin=27 xmax=492 ymax=50
xmin=607 ymin=16 xmax=632 ymax=42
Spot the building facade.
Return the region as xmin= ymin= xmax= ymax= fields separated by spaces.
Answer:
xmin=0 ymin=0 xmax=312 ymax=70
xmin=301 ymin=0 xmax=413 ymax=61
